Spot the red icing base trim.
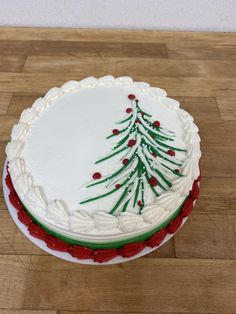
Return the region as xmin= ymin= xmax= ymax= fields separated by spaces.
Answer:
xmin=5 ymin=169 xmax=200 ymax=263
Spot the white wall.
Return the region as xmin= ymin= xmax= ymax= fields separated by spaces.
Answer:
xmin=0 ymin=0 xmax=236 ymax=32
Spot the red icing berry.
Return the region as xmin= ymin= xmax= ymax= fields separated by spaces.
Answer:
xmin=6 ymin=162 xmax=10 ymax=174
xmin=112 ymin=129 xmax=120 ymax=135
xmin=181 ymin=197 xmax=194 ymax=218
xmin=115 ymin=184 xmax=121 ymax=189
xmin=128 ymin=139 xmax=136 ymax=147
xmin=153 ymin=121 xmax=160 ymax=128
xmin=189 ymin=181 xmax=200 ymax=200
xmin=137 ymin=200 xmax=142 ymax=207
xmin=94 ymin=249 xmax=118 ymax=263
xmin=167 ymin=150 xmax=175 ymax=157
xmin=18 ymin=208 xmax=32 ymax=227
xmin=152 ymin=152 xmax=157 ymax=158
xmin=5 ymin=174 xmax=14 ymax=191
xmin=126 ymin=107 xmax=132 ymax=113
xmin=46 ymin=235 xmax=70 ymax=252
xmin=175 ymin=169 xmax=180 ymax=173
xmin=146 ymin=228 xmax=167 ymax=248
xmin=149 ymin=176 xmax=158 ymax=186
xmin=69 ymin=245 xmax=93 ymax=259
xmin=9 ymin=190 xmax=22 ymax=211
xmin=93 ymin=172 xmax=101 ymax=180
xmin=167 ymin=215 xmax=183 ymax=234
xmin=135 ymin=119 xmax=140 ymax=124
xmin=122 ymin=158 xmax=129 ymax=165
xmin=195 ymin=174 xmax=201 ymax=183
xmin=128 ymin=94 xmax=136 ymax=100
xmin=28 ymin=223 xmax=47 ymax=241
xmin=119 ymin=242 xmax=145 ymax=258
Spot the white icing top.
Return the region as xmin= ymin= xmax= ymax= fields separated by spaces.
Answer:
xmin=6 ymin=76 xmax=201 ymax=242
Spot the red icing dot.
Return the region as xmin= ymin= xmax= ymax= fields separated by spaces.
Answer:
xmin=167 ymin=150 xmax=175 ymax=157
xmin=115 ymin=184 xmax=121 ymax=189
xmin=112 ymin=129 xmax=120 ymax=135
xmin=135 ymin=119 xmax=140 ymax=124
xmin=137 ymin=200 xmax=142 ymax=207
xmin=175 ymin=169 xmax=180 ymax=173
xmin=126 ymin=107 xmax=133 ymax=113
xmin=128 ymin=139 xmax=136 ymax=147
xmin=153 ymin=121 xmax=160 ymax=128
xmin=93 ymin=172 xmax=101 ymax=180
xmin=128 ymin=94 xmax=136 ymax=100
xmin=135 ymin=99 xmax=139 ymax=103
xmin=149 ymin=176 xmax=158 ymax=187
xmin=152 ymin=152 xmax=157 ymax=158
xmin=122 ymin=158 xmax=129 ymax=165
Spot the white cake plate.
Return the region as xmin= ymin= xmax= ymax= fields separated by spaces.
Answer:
xmin=2 ymin=160 xmax=188 ymax=265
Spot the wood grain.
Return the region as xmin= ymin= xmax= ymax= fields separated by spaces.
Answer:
xmin=0 ymin=311 xmax=56 ymax=314
xmin=0 ymin=55 xmax=26 ymax=72
xmin=7 ymin=94 xmax=41 ymax=115
xmin=167 ymin=44 xmax=236 ymax=60
xmin=0 ymin=27 xmax=235 ymax=313
xmin=0 ymin=40 xmax=168 ymax=58
xmin=0 ymin=211 xmax=45 ymax=255
xmin=1 ymin=74 xmax=236 ymax=98
xmin=175 ymin=214 xmax=236 ymax=259
xmin=23 ymin=56 xmax=236 ymax=78
xmin=0 ymin=256 xmax=235 ymax=313
xmin=0 ymin=93 xmax=12 ymax=114
xmin=216 ymin=97 xmax=236 ymax=120
xmin=1 ymin=28 xmax=236 ymax=44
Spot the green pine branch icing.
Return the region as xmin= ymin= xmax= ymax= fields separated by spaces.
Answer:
xmin=80 ymin=94 xmax=187 ymax=215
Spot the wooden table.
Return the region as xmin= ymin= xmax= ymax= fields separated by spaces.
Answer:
xmin=0 ymin=27 xmax=236 ymax=314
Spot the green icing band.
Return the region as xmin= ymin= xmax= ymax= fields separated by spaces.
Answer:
xmin=22 ymin=198 xmax=186 ymax=249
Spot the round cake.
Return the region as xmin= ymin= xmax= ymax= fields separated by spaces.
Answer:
xmin=5 ymin=76 xmax=201 ymax=262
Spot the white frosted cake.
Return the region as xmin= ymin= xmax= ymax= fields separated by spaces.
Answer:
xmin=5 ymin=76 xmax=201 ymax=262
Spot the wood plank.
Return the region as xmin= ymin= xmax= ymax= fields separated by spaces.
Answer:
xmin=193 ymin=177 xmax=236 ymax=215
xmin=173 ymin=96 xmax=221 ymax=122
xmin=0 ymin=211 xmax=45 ymax=255
xmin=0 ymin=93 xmax=12 ymax=114
xmin=0 ymin=40 xmax=167 ymax=58
xmin=197 ymin=120 xmax=236 ymax=145
xmin=23 ymin=56 xmax=236 ymax=78
xmin=0 ymin=116 xmax=18 ymax=141
xmin=7 ymin=94 xmax=41 ymax=115
xmin=0 ymin=311 xmax=56 ymax=314
xmin=200 ymin=143 xmax=236 ymax=177
xmin=216 ymin=98 xmax=236 ymax=120
xmin=0 ymin=197 xmax=7 ymax=210
xmin=0 ymin=256 xmax=235 ymax=312
xmin=1 ymin=28 xmax=236 ymax=44
xmin=167 ymin=43 xmax=236 ymax=60
xmin=0 ymin=55 xmax=26 ymax=72
xmin=175 ymin=214 xmax=236 ymax=259
xmin=1 ymin=73 xmax=236 ymax=98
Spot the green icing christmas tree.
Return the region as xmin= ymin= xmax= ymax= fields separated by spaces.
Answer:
xmin=80 ymin=93 xmax=186 ymax=215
